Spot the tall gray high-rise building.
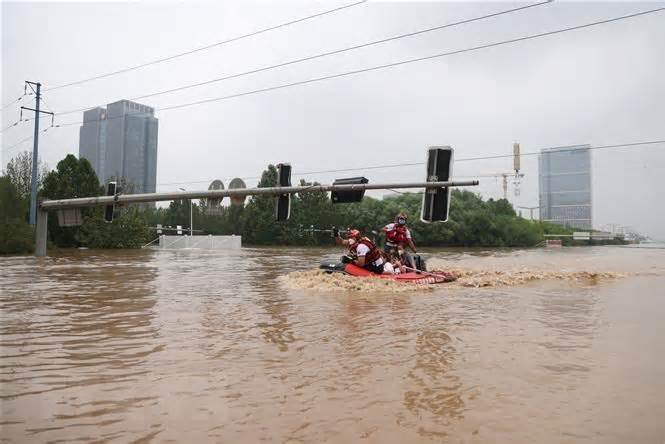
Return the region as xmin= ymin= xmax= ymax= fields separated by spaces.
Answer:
xmin=79 ymin=100 xmax=158 ymax=194
xmin=539 ymin=145 xmax=592 ymax=230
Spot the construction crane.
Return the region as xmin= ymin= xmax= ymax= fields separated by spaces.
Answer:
xmin=463 ymin=143 xmax=524 ymax=200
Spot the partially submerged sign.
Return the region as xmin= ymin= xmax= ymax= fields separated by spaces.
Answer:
xmin=57 ymin=208 xmax=82 ymax=227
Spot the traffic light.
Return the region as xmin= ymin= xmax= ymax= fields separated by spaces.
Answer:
xmin=104 ymin=181 xmax=116 ymax=223
xmin=421 ymin=147 xmax=453 ymax=222
xmin=275 ymin=163 xmax=291 ymax=221
xmin=331 ymin=177 xmax=368 ymax=203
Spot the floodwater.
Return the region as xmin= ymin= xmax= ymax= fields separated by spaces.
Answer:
xmin=1 ymin=245 xmax=664 ymax=443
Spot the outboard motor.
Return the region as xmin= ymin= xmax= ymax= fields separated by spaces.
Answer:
xmin=412 ymin=255 xmax=427 ymax=272
xmin=319 ymin=256 xmax=351 ymax=274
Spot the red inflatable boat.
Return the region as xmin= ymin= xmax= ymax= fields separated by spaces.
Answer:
xmin=320 ymin=262 xmax=456 ymax=285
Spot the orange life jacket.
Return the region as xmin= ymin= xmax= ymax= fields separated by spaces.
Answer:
xmin=350 ymin=237 xmax=382 ymax=263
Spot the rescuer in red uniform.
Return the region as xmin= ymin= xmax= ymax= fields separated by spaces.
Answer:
xmin=382 ymin=212 xmax=417 ymax=269
xmin=334 ymin=228 xmax=388 ymax=274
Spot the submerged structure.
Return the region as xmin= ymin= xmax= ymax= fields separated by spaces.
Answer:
xmin=158 ymin=235 xmax=241 ymax=250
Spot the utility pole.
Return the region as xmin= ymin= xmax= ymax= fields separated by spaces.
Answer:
xmin=21 ymin=81 xmax=53 ymax=225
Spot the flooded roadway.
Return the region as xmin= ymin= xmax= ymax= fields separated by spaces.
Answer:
xmin=1 ymin=246 xmax=664 ymax=442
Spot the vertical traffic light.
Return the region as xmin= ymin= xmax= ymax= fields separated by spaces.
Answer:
xmin=421 ymin=147 xmax=453 ymax=223
xmin=275 ymin=163 xmax=291 ymax=221
xmin=104 ymin=181 xmax=117 ymax=223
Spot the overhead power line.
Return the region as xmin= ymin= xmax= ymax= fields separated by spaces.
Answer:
xmin=154 ymin=139 xmax=665 ymax=188
xmin=157 ymin=6 xmax=665 ymax=113
xmin=0 ymin=94 xmax=26 ymax=112
xmin=55 ymin=0 xmax=552 ymax=117
xmin=288 ymin=139 xmax=665 ymax=175
xmin=1 ymin=121 xmax=22 ymax=133
xmin=2 ymin=135 xmax=34 ymax=154
xmin=53 ymin=5 xmax=665 ymax=129
xmin=43 ymin=0 xmax=368 ymax=92
xmin=2 ymin=128 xmax=54 ymax=156
xmin=1 ymin=92 xmax=55 ymax=134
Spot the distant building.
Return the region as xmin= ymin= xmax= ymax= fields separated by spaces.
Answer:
xmin=79 ymin=100 xmax=158 ymax=194
xmin=539 ymin=145 xmax=592 ymax=229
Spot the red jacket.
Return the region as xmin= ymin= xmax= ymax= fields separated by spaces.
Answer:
xmin=350 ymin=237 xmax=382 ymax=263
xmin=386 ymin=224 xmax=409 ymax=246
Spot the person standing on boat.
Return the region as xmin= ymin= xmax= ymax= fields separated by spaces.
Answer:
xmin=334 ymin=228 xmax=388 ymax=274
xmin=382 ymin=212 xmax=417 ymax=268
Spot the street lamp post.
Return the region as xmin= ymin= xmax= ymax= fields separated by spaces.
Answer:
xmin=178 ymin=188 xmax=193 ymax=235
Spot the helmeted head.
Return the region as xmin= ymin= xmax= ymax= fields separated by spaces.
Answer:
xmin=346 ymin=228 xmax=362 ymax=241
xmin=395 ymin=212 xmax=408 ymax=226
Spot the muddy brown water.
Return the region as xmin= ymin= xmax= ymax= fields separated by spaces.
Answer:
xmin=1 ymin=245 xmax=664 ymax=443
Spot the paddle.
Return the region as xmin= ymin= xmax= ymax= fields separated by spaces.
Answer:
xmin=400 ymin=265 xmax=455 ymax=281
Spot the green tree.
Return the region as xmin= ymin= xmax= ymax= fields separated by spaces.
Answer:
xmin=80 ymin=206 xmax=150 ymax=248
xmin=242 ymin=165 xmax=282 ymax=244
xmin=5 ymin=150 xmax=49 ymax=202
xmin=39 ymin=154 xmax=151 ymax=249
xmin=40 ymin=155 xmax=101 ymax=247
xmin=165 ymin=199 xmax=200 ymax=230
xmin=0 ymin=176 xmax=33 ymax=254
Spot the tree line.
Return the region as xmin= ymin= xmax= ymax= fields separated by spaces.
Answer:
xmin=2 ymin=152 xmax=581 ymax=255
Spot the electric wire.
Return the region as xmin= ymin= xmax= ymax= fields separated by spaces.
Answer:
xmin=43 ymin=0 xmax=369 ymax=92
xmin=3 ymin=90 xmax=55 ymax=130
xmin=8 ymin=8 xmax=663 ymax=173
xmin=2 ymin=128 xmax=53 ymax=155
xmin=55 ymin=0 xmax=552 ymax=117
xmin=1 ymin=121 xmax=22 ymax=133
xmin=0 ymin=94 xmax=26 ymax=112
xmin=2 ymin=135 xmax=34 ymax=155
xmin=52 ymin=6 xmax=665 ymax=129
xmin=154 ymin=139 xmax=665 ymax=189
xmin=39 ymin=94 xmax=55 ymax=114
xmin=157 ymin=6 xmax=665 ymax=113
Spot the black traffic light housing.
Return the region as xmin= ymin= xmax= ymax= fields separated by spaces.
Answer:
xmin=331 ymin=177 xmax=368 ymax=203
xmin=275 ymin=163 xmax=291 ymax=221
xmin=421 ymin=147 xmax=453 ymax=223
xmin=104 ymin=181 xmax=117 ymax=223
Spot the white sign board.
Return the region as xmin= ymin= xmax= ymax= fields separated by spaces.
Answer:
xmin=57 ymin=208 xmax=83 ymax=227
xmin=573 ymin=231 xmax=590 ymax=240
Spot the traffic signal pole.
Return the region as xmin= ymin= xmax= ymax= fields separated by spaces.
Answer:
xmin=34 ymin=147 xmax=478 ymax=256
xmin=34 ymin=179 xmax=479 ymax=257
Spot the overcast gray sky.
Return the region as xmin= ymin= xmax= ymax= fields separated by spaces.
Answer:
xmin=2 ymin=1 xmax=664 ymax=239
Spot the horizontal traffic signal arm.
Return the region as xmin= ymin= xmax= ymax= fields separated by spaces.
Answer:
xmin=40 ymin=180 xmax=479 ymax=210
